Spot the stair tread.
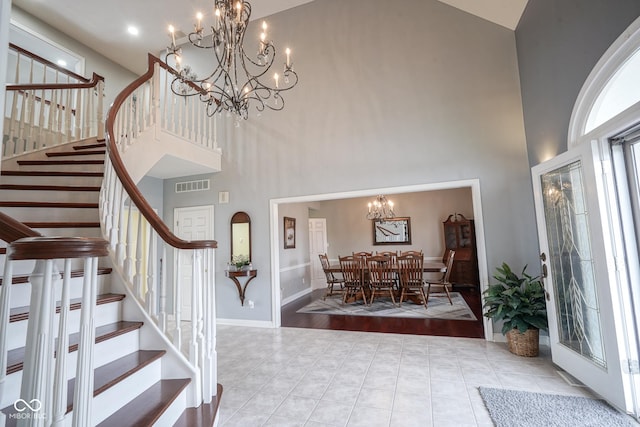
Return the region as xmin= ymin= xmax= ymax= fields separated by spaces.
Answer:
xmin=73 ymin=142 xmax=106 ymax=150
xmin=0 ymin=184 xmax=101 ymax=191
xmin=0 ymin=267 xmax=112 ymax=286
xmin=0 ymin=201 xmax=98 ymax=208
xmin=18 ymin=159 xmax=104 ymax=165
xmin=10 ymin=293 xmax=124 ymax=323
xmin=6 ymin=321 xmax=144 ymax=375
xmin=1 ymin=170 xmax=103 ymax=177
xmin=97 ymin=379 xmax=191 ymax=427
xmin=1 ymin=350 xmax=166 ymax=426
xmin=174 ymin=384 xmax=223 ymax=427
xmin=46 ymin=150 xmax=105 ymax=157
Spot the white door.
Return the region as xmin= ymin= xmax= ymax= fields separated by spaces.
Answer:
xmin=532 ymin=141 xmax=630 ymax=411
xmin=175 ymin=205 xmax=214 ymax=320
xmin=308 ymin=218 xmax=328 ymax=289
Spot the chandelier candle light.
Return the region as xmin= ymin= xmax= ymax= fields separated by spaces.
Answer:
xmin=367 ymin=195 xmax=395 ymax=220
xmin=165 ymin=0 xmax=298 ymax=120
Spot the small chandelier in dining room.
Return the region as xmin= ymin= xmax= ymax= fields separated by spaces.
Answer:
xmin=164 ymin=0 xmax=299 ymax=120
xmin=366 ymin=195 xmax=395 ymax=220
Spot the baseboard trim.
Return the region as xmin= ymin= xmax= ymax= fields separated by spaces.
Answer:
xmin=216 ymin=318 xmax=274 ymax=328
xmin=281 ymin=287 xmax=312 ymax=306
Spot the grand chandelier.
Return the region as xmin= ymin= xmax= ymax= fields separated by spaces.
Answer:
xmin=165 ymin=0 xmax=298 ymax=120
xmin=366 ymin=195 xmax=395 ymax=220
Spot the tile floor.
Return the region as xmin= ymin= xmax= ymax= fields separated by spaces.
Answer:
xmin=216 ymin=325 xmax=597 ymax=427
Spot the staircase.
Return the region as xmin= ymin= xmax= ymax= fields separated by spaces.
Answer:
xmin=0 ymin=139 xmax=220 ymax=426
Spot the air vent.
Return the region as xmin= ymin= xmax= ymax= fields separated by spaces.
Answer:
xmin=175 ymin=179 xmax=210 ymax=193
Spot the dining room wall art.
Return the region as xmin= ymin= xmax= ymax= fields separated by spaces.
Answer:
xmin=372 ymin=217 xmax=412 ymax=245
xmin=284 ymin=216 xmax=296 ymax=249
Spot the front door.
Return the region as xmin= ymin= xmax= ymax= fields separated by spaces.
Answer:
xmin=174 ymin=205 xmax=214 ymax=320
xmin=532 ymin=140 xmax=631 ymax=411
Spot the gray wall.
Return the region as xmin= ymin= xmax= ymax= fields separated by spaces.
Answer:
xmin=207 ymin=0 xmax=537 ymax=322
xmin=278 ymin=203 xmax=312 ymax=302
xmin=516 ymin=0 xmax=640 ymax=166
xmin=10 ymin=6 xmax=137 ymax=108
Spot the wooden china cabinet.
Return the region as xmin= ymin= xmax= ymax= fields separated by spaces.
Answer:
xmin=442 ymin=213 xmax=479 ymax=289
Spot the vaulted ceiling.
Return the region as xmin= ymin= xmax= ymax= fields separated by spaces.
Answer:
xmin=12 ymin=0 xmax=529 ymax=75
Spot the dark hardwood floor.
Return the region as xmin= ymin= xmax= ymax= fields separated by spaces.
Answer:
xmin=281 ymin=287 xmax=485 ymax=338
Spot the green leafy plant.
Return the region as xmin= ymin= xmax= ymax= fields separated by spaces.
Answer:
xmin=483 ymin=263 xmax=548 ymax=334
xmin=231 ymin=254 xmax=250 ymax=269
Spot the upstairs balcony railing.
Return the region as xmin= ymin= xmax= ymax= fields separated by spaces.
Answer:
xmin=102 ymin=53 xmax=219 ymax=406
xmin=3 ymin=43 xmax=104 ymax=159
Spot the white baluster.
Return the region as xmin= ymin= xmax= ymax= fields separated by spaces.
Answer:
xmin=20 ymin=259 xmax=58 ymax=427
xmin=72 ymin=257 xmax=97 ymax=427
xmin=123 ymin=198 xmax=134 ymax=280
xmin=173 ymin=248 xmax=182 ymax=350
xmin=97 ymin=81 xmax=105 ymax=140
xmin=0 ymin=257 xmax=14 ymax=396
xmin=52 ymin=259 xmax=72 ymax=427
xmin=201 ymin=248 xmax=216 ymax=402
xmin=146 ymin=227 xmax=158 ymax=321
xmin=74 ymin=87 xmax=82 ymax=139
xmin=116 ymin=186 xmax=128 ymax=264
xmin=133 ymin=209 xmax=143 ymax=298
xmin=36 ymin=88 xmax=46 ymax=151
xmin=159 ymin=245 xmax=168 ymax=333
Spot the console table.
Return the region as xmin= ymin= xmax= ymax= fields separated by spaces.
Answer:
xmin=225 ymin=269 xmax=257 ymax=306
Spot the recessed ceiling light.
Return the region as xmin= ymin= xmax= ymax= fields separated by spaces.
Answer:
xmin=57 ymin=59 xmax=67 ymax=67
xmin=127 ymin=26 xmax=139 ymax=36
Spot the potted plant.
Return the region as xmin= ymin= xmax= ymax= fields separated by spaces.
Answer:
xmin=483 ymin=263 xmax=548 ymax=357
xmin=231 ymin=254 xmax=250 ymax=271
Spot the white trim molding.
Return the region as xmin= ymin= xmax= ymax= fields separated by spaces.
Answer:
xmin=269 ymin=179 xmax=494 ymax=340
xmin=281 ymin=287 xmax=313 ymax=306
xmin=568 ymin=16 xmax=640 ymax=147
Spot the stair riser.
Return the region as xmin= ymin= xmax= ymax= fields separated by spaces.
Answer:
xmin=3 ymin=273 xmax=111 ymax=309
xmin=0 ymin=329 xmax=141 ymax=409
xmin=91 ymin=359 xmax=162 ymax=425
xmin=153 ymin=387 xmax=188 ymax=427
xmin=15 ymin=163 xmax=105 ymax=173
xmin=0 ymin=207 xmax=99 ymax=222
xmin=0 ymin=175 xmax=103 ymax=186
xmin=0 ymin=189 xmax=99 ymax=203
xmin=5 ymin=300 xmax=123 ymax=351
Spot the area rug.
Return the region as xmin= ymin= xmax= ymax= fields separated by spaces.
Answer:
xmin=296 ymin=292 xmax=477 ymax=321
xmin=478 ymin=387 xmax=638 ymax=427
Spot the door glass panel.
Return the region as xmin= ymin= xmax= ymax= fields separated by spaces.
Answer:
xmin=541 ymin=160 xmax=606 ymax=367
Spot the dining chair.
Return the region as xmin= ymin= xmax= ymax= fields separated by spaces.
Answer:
xmin=339 ymin=255 xmax=368 ymax=305
xmin=375 ymin=250 xmax=398 ymax=264
xmin=397 ymin=253 xmax=428 ymax=308
xmin=352 ymin=251 xmax=372 ymax=263
xmin=367 ymin=255 xmax=398 ymax=306
xmin=398 ymin=250 xmax=423 ymax=257
xmin=425 ymin=249 xmax=455 ymax=305
xmin=319 ymin=253 xmax=345 ymax=300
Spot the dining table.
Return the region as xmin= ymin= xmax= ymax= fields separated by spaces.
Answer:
xmin=324 ymin=261 xmax=447 ymax=304
xmin=324 ymin=261 xmax=446 ymax=274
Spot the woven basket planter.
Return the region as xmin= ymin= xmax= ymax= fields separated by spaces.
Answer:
xmin=506 ymin=328 xmax=539 ymax=357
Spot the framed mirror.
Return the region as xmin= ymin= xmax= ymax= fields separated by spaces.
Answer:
xmin=230 ymin=211 xmax=251 ymax=263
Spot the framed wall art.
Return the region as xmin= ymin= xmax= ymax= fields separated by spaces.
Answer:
xmin=284 ymin=216 xmax=296 ymax=249
xmin=372 ymin=217 xmax=411 ymax=245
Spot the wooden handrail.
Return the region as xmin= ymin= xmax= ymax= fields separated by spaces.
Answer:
xmin=0 ymin=211 xmax=41 ymax=243
xmin=9 ymin=236 xmax=109 ymax=261
xmin=6 ymin=72 xmax=104 ymax=91
xmin=105 ymin=53 xmax=217 ymax=250
xmin=9 ymin=43 xmax=91 ymax=83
